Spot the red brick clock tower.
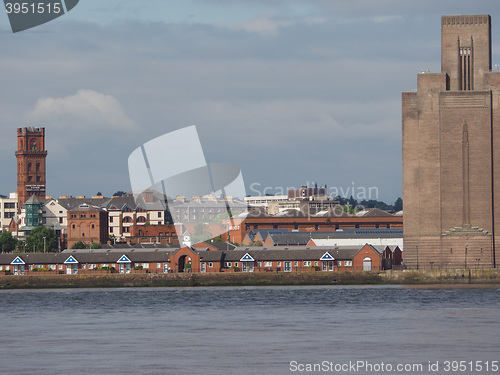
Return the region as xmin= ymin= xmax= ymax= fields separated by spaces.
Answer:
xmin=16 ymin=126 xmax=47 ymax=207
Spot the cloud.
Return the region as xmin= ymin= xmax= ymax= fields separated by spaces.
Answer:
xmin=226 ymin=13 xmax=292 ymax=36
xmin=371 ymin=15 xmax=403 ymax=24
xmin=24 ymin=89 xmax=137 ymax=131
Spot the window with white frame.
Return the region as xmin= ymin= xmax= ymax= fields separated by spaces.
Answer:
xmin=81 ymin=264 xmax=86 ymax=270
xmin=337 ymin=261 xmax=342 ymax=267
xmin=304 ymin=261 xmax=311 ymax=267
xmin=277 ymin=261 xmax=281 ymax=267
xmin=225 ymin=262 xmax=232 ymax=267
xmin=50 ymin=264 xmax=56 ymax=270
xmin=344 ymin=260 xmax=352 ymax=266
xmin=294 ymin=261 xmax=298 ymax=267
xmin=89 ymin=264 xmax=95 ymax=270
xmin=142 ymin=263 xmax=149 ymax=268
xmin=0 ymin=266 xmax=3 ymax=271
xmin=59 ymin=264 xmax=63 ymax=270
xmin=234 ymin=262 xmax=238 ymax=267
xmin=209 ymin=262 xmax=213 ymax=268
xmin=157 ymin=263 xmax=161 ymax=268
xmin=314 ymin=261 xmax=318 ymax=266
xmin=264 ymin=261 xmax=272 ymax=267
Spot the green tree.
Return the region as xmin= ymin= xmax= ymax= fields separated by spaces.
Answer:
xmin=0 ymin=231 xmax=17 ymax=252
xmin=71 ymin=241 xmax=86 ymax=249
xmin=393 ymin=197 xmax=403 ymax=212
xmin=25 ymin=226 xmax=57 ymax=252
xmin=190 ymin=222 xmax=211 ymax=245
xmin=112 ymin=191 xmax=127 ymax=197
xmin=71 ymin=241 xmax=101 ymax=250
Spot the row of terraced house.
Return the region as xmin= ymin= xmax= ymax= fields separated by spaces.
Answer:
xmin=0 ymin=243 xmax=384 ymax=275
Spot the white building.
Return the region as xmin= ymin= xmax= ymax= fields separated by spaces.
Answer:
xmin=0 ymin=193 xmax=18 ymax=231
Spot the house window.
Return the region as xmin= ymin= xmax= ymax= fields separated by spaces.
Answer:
xmin=225 ymin=262 xmax=232 ymax=267
xmin=158 ymin=212 xmax=162 ymax=218
xmin=92 ymin=224 xmax=95 ymax=229
xmin=264 ymin=261 xmax=272 ymax=267
xmin=59 ymin=217 xmax=63 ymax=224
xmin=110 ymin=227 xmax=113 ymax=233
xmin=277 ymin=262 xmax=281 ymax=267
xmin=345 ymin=261 xmax=352 ymax=266
xmin=294 ymin=261 xmax=298 ymax=267
xmin=72 ymin=225 xmax=75 ymax=229
xmin=304 ymin=261 xmax=311 ymax=267
xmin=234 ymin=262 xmax=238 ymax=267
xmin=209 ymin=262 xmax=213 ymax=268
xmin=157 ymin=263 xmax=161 ymax=268
xmin=337 ymin=261 xmax=342 ymax=267
xmin=81 ymin=264 xmax=86 ymax=270
xmin=110 ymin=217 xmax=114 ymax=223
xmin=314 ymin=261 xmax=318 ymax=266
xmin=59 ymin=264 xmax=63 ymax=270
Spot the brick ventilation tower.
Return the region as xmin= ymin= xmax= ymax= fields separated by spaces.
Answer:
xmin=16 ymin=126 xmax=48 ymax=208
xmin=403 ymin=15 xmax=500 ymax=269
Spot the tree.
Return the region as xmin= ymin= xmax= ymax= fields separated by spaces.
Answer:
xmin=96 ymin=192 xmax=103 ymax=196
xmin=191 ymin=222 xmax=212 ymax=245
xmin=71 ymin=241 xmax=102 ymax=250
xmin=348 ymin=195 xmax=358 ymax=208
xmin=0 ymin=231 xmax=17 ymax=252
xmin=393 ymin=197 xmax=403 ymax=212
xmin=25 ymin=226 xmax=57 ymax=252
xmin=112 ymin=191 xmax=127 ymax=197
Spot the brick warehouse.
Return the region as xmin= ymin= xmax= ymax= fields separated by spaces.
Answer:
xmin=403 ymin=15 xmax=500 ymax=269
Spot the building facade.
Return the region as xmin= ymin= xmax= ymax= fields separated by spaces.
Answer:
xmin=16 ymin=127 xmax=47 ymax=207
xmin=403 ymin=15 xmax=500 ymax=268
xmin=0 ymin=193 xmax=18 ymax=231
xmin=67 ymin=204 xmax=109 ymax=248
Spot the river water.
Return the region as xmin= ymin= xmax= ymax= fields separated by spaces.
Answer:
xmin=0 ymin=285 xmax=499 ymax=375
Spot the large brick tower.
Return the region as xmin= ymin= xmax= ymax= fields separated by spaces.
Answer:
xmin=403 ymin=15 xmax=500 ymax=269
xmin=16 ymin=126 xmax=47 ymax=207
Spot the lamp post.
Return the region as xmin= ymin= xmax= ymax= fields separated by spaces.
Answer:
xmin=43 ymin=236 xmax=46 ymax=253
xmin=465 ymin=244 xmax=468 ymax=269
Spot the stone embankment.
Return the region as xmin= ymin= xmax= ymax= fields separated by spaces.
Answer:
xmin=0 ymin=269 xmax=499 ymax=289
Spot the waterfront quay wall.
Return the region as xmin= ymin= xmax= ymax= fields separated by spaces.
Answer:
xmin=0 ymin=269 xmax=500 ymax=289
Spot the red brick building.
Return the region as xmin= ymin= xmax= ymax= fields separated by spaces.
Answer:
xmin=226 ymin=211 xmax=403 ymax=244
xmin=67 ymin=204 xmax=109 ymax=248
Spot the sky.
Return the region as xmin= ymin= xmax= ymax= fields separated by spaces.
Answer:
xmin=1 ymin=0 xmax=499 ymax=203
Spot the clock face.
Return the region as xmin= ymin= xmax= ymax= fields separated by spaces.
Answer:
xmin=184 ymin=236 xmax=190 ymax=241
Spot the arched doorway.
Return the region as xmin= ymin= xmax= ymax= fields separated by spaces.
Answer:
xmin=178 ymin=255 xmax=192 ymax=272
